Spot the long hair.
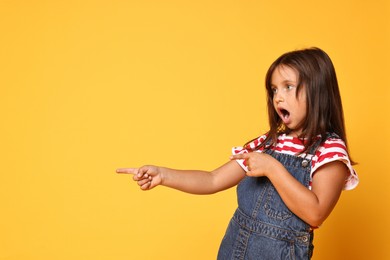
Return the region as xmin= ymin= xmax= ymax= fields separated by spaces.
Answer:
xmin=247 ymin=47 xmax=354 ymax=163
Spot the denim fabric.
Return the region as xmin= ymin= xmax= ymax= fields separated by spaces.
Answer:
xmin=218 ymin=144 xmax=319 ymax=260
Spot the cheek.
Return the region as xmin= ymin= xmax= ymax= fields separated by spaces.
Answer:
xmin=271 ymin=97 xmax=278 ymax=108
xmin=297 ymin=101 xmax=307 ymax=114
xmin=297 ymin=88 xmax=307 ymax=103
xmin=296 ymin=92 xmax=307 ymax=110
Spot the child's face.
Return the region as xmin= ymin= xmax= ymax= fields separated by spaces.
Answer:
xmin=271 ymin=65 xmax=307 ymax=136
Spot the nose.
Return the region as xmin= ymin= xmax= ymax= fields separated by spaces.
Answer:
xmin=274 ymin=91 xmax=284 ymax=103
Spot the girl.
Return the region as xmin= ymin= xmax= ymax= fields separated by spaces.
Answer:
xmin=117 ymin=47 xmax=359 ymax=259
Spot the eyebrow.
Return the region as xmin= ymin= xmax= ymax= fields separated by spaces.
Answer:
xmin=270 ymin=80 xmax=297 ymax=87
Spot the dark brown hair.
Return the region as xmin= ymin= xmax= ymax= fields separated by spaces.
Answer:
xmin=247 ymin=47 xmax=354 ymax=162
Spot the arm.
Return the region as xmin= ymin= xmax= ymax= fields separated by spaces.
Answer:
xmin=231 ymin=152 xmax=348 ymax=227
xmin=116 ymin=160 xmax=246 ymax=194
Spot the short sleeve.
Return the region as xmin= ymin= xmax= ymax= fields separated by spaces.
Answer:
xmin=232 ymin=134 xmax=267 ymax=172
xmin=311 ymin=137 xmax=359 ymax=190
xmin=232 ymin=146 xmax=250 ymax=172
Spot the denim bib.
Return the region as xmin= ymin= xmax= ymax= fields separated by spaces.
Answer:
xmin=217 ymin=140 xmax=321 ymax=259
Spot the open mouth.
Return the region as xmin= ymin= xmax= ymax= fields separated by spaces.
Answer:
xmin=280 ymin=109 xmax=290 ymax=119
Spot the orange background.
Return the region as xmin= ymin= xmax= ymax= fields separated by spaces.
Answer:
xmin=1 ymin=1 xmax=389 ymax=259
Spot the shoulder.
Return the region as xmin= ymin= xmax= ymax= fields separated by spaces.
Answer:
xmin=243 ymin=133 xmax=268 ymax=151
xmin=315 ymin=134 xmax=350 ymax=163
xmin=311 ymin=133 xmax=359 ymax=190
xmin=232 ymin=133 xmax=268 ymax=155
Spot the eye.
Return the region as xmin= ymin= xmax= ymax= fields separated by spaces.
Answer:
xmin=286 ymin=85 xmax=295 ymax=91
xmin=271 ymin=87 xmax=278 ymax=94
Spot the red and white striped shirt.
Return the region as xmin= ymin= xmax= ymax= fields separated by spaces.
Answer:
xmin=232 ymin=133 xmax=359 ymax=190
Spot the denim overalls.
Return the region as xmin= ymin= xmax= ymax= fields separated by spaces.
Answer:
xmin=217 ymin=141 xmax=320 ymax=260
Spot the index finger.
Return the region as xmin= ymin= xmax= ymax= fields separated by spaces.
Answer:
xmin=116 ymin=168 xmax=139 ymax=174
xmin=230 ymin=153 xmax=250 ymax=160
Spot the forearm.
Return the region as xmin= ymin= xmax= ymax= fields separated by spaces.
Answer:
xmin=159 ymin=167 xmax=219 ymax=195
xmin=267 ymin=167 xmax=324 ymax=226
xmin=267 ymin=161 xmax=345 ymax=227
xmin=159 ymin=161 xmax=245 ymax=195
